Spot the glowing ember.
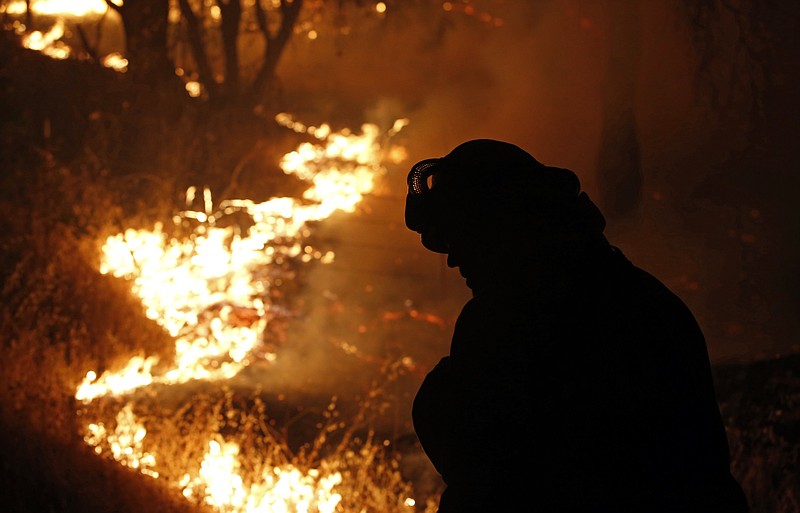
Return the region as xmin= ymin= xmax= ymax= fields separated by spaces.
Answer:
xmin=77 ymin=117 xmax=416 ymax=511
xmin=185 ymin=81 xmax=202 ymax=98
xmin=102 ymin=52 xmax=128 ymax=72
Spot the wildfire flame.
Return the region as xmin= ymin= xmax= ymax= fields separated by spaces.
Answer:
xmin=83 ymin=403 xmax=159 ymax=478
xmin=76 ymin=116 xmax=415 ymax=512
xmin=10 ymin=4 xmax=425 ymax=510
xmin=8 ymin=1 xmax=131 ymax=71
xmin=2 ymin=0 xmax=110 ymax=17
xmin=180 ymin=438 xmax=343 ymax=513
xmin=76 ymin=116 xmax=405 ymax=403
xmin=20 ymin=19 xmax=70 ymax=59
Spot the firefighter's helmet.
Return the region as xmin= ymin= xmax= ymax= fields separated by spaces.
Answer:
xmin=405 ymin=139 xmax=603 ymax=253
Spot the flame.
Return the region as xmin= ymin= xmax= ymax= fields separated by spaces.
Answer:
xmin=180 ymin=438 xmax=248 ymax=508
xmin=9 ymin=1 xmax=130 ymax=70
xmin=76 ymin=117 xmax=416 ymax=511
xmin=180 ymin=438 xmax=342 ymax=513
xmin=76 ymin=356 xmax=157 ymax=402
xmin=83 ymin=403 xmax=159 ymax=478
xmin=21 ymin=20 xmax=70 ymax=59
xmin=2 ymin=0 xmax=110 ymax=17
xmin=76 ymin=117 xmax=407 ymax=403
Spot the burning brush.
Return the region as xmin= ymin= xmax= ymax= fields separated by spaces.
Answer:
xmin=73 ymin=116 xmax=433 ymax=512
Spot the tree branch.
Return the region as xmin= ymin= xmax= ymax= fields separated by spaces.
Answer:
xmin=218 ymin=0 xmax=243 ymax=98
xmin=25 ymin=0 xmax=32 ymax=28
xmin=253 ymin=0 xmax=269 ymax=38
xmin=75 ymin=10 xmax=107 ymax=63
xmin=104 ymin=0 xmax=122 ymax=15
xmin=249 ymin=0 xmax=303 ymax=104
xmin=178 ymin=0 xmax=217 ymax=98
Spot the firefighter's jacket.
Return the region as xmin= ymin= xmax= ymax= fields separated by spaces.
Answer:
xmin=412 ymin=244 xmax=748 ymax=512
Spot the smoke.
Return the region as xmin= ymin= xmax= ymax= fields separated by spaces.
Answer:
xmin=273 ymin=0 xmax=800 ymax=370
xmin=34 ymin=0 xmax=790 ymax=401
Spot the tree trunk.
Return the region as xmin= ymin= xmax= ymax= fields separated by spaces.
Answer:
xmin=109 ymin=0 xmax=175 ymax=87
xmin=177 ymin=0 xmax=217 ymax=98
xmin=219 ymin=0 xmax=242 ymax=100
xmin=24 ymin=0 xmax=32 ymax=29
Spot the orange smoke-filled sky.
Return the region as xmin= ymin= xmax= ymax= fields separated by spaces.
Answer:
xmin=275 ymin=0 xmax=781 ymax=364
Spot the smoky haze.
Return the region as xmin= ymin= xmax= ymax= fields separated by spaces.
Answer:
xmin=255 ymin=0 xmax=800 ymax=412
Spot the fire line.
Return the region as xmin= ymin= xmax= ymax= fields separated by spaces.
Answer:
xmin=75 ymin=116 xmax=415 ymax=512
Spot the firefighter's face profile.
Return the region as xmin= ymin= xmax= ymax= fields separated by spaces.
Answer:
xmin=426 ymin=206 xmax=496 ymax=291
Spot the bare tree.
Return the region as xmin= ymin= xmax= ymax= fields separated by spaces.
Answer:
xmin=248 ymin=0 xmax=302 ymax=105
xmin=175 ymin=0 xmax=304 ymax=107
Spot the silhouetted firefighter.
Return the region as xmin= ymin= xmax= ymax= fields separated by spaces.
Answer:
xmin=405 ymin=140 xmax=748 ymax=512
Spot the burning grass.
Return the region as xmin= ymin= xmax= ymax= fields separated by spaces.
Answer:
xmin=0 ymin=101 xmax=446 ymax=512
xmin=76 ymin=382 xmax=432 ymax=513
